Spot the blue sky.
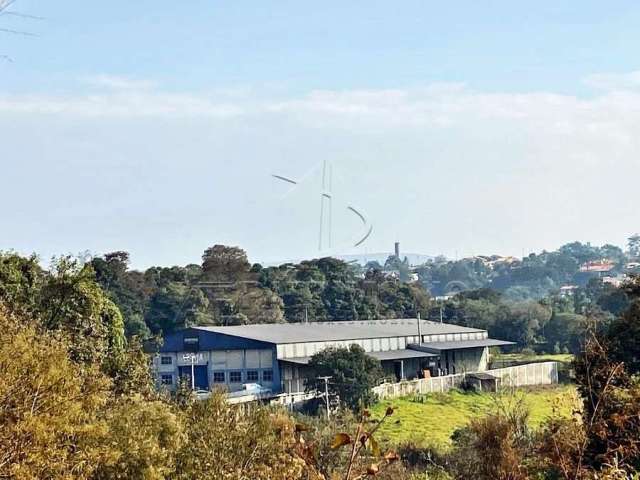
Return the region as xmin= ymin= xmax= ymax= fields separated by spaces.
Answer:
xmin=3 ymin=1 xmax=640 ymax=268
xmin=3 ymin=1 xmax=639 ymax=94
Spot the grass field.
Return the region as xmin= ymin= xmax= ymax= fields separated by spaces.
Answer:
xmin=370 ymin=385 xmax=578 ymax=449
xmin=493 ymin=352 xmax=574 ymax=366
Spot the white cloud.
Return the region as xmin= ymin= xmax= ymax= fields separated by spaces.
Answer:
xmin=584 ymin=70 xmax=640 ymax=91
xmin=82 ymin=74 xmax=158 ymax=91
xmin=0 ymin=91 xmax=245 ymax=117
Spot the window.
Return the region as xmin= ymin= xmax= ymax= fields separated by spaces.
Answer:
xmin=160 ymin=356 xmax=172 ymax=365
xmin=229 ymin=371 xmax=242 ymax=383
xmin=161 ymin=374 xmax=173 ymax=385
xmin=262 ymin=370 xmax=273 ymax=382
xmin=183 ymin=336 xmax=199 ymax=352
xmin=246 ymin=370 xmax=259 ymax=382
xmin=213 ymin=371 xmax=225 ymax=383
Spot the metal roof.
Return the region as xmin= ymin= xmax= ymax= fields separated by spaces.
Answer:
xmin=410 ymin=339 xmax=515 ymax=353
xmin=370 ymin=349 xmax=438 ymax=361
xmin=193 ymin=319 xmax=485 ymax=345
xmin=280 ymin=348 xmax=438 ymax=365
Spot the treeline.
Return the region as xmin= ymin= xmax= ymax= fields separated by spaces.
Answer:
xmin=88 ymin=246 xmax=430 ymax=337
xmin=5 ymin=242 xmax=630 ymax=354
xmin=434 ymin=278 xmax=630 ymax=352
xmin=416 ymin=240 xmax=633 ymax=298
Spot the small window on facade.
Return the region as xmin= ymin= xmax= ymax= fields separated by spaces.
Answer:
xmin=262 ymin=370 xmax=273 ymax=382
xmin=213 ymin=371 xmax=225 ymax=383
xmin=161 ymin=374 xmax=173 ymax=385
xmin=160 ymin=356 xmax=172 ymax=365
xmin=246 ymin=370 xmax=259 ymax=382
xmin=183 ymin=336 xmax=199 ymax=352
xmin=229 ymin=371 xmax=242 ymax=383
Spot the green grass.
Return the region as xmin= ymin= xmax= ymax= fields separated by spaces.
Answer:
xmin=493 ymin=352 xmax=574 ymax=366
xmin=370 ymin=385 xmax=578 ymax=449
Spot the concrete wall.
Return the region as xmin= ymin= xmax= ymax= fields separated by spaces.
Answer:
xmin=490 ymin=362 xmax=559 ymax=387
xmin=440 ymin=347 xmax=488 ymax=374
xmin=373 ymin=362 xmax=559 ymax=400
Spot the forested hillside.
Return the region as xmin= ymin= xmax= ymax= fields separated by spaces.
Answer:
xmin=3 ymin=238 xmax=634 ymax=354
xmin=88 ymin=245 xmax=430 ymax=337
xmin=416 ymin=239 xmax=638 ymax=298
xmin=83 ymin=239 xmax=637 ymax=354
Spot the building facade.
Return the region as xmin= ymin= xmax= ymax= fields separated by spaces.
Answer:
xmin=152 ymin=319 xmax=512 ymax=395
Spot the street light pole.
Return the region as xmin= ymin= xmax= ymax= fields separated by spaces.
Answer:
xmin=318 ymin=376 xmax=332 ymax=420
xmin=190 ymin=353 xmax=196 ymax=390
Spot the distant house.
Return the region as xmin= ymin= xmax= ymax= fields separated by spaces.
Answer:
xmin=579 ymin=260 xmax=616 ymax=273
xmin=151 ymin=319 xmax=513 ymax=398
xmin=559 ymin=285 xmax=578 ymax=297
xmin=602 ymin=275 xmax=627 ymax=288
xmin=575 ymin=260 xmax=617 ymax=286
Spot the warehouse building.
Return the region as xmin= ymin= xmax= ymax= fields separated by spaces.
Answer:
xmin=152 ymin=318 xmax=513 ymax=395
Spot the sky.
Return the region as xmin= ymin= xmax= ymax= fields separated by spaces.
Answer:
xmin=2 ymin=1 xmax=640 ymax=269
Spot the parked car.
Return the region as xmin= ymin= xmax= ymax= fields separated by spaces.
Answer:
xmin=227 ymin=383 xmax=272 ymax=398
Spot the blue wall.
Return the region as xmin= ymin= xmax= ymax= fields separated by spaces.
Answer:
xmin=160 ymin=327 xmax=273 ymax=352
xmin=157 ymin=327 xmax=282 ymax=393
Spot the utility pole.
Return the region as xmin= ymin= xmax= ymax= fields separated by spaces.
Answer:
xmin=318 ymin=376 xmax=332 ymax=420
xmin=187 ymin=353 xmax=196 ymax=390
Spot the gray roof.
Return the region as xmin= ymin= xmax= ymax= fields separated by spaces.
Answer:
xmin=280 ymin=348 xmax=437 ymax=365
xmin=193 ymin=319 xmax=485 ymax=345
xmin=411 ymin=339 xmax=515 ymax=353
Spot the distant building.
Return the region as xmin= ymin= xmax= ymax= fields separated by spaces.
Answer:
xmin=575 ymin=260 xmax=617 ymax=286
xmin=559 ymin=285 xmax=578 ymax=297
xmin=602 ymin=275 xmax=627 ymax=288
xmin=151 ymin=319 xmax=513 ymax=398
xmin=579 ymin=260 xmax=616 ymax=273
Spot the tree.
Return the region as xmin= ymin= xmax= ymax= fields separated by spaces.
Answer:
xmin=628 ymin=234 xmax=640 ymax=259
xmin=39 ymin=257 xmax=126 ymax=367
xmin=174 ymin=393 xmax=307 ymax=480
xmin=145 ymin=282 xmax=211 ymax=333
xmin=545 ymin=312 xmax=586 ymax=354
xmin=499 ymin=301 xmax=552 ymax=347
xmin=572 ymin=327 xmax=640 ymax=474
xmin=305 ymin=345 xmax=384 ymax=411
xmin=0 ymin=307 xmax=110 ymax=480
xmin=558 ymin=241 xmax=601 ymax=265
xmin=202 ymin=245 xmax=251 ymax=282
xmin=364 ymin=260 xmax=383 ymax=271
xmin=0 ymin=252 xmax=44 ymax=316
xmin=607 ymin=278 xmax=640 ymax=375
xmin=91 ymin=251 xmax=152 ymax=338
xmin=92 ymin=396 xmax=184 ymax=480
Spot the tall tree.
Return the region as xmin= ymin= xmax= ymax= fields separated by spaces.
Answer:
xmin=201 ymin=245 xmax=251 ymax=282
xmin=305 ymin=345 xmax=384 ymax=411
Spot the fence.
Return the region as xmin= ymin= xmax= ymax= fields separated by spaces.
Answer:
xmin=372 ymin=362 xmax=558 ymax=400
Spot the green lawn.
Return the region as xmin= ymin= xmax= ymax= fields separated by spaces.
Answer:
xmin=370 ymin=385 xmax=578 ymax=449
xmin=493 ymin=352 xmax=574 ymax=367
